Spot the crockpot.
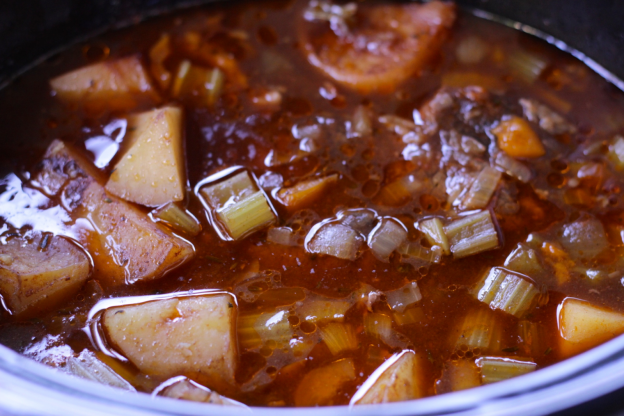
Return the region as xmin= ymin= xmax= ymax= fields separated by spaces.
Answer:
xmin=1 ymin=1 xmax=624 ymax=415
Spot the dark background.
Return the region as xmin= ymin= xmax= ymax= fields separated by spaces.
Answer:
xmin=1 ymin=0 xmax=624 ymax=414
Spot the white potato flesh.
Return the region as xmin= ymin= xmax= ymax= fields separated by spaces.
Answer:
xmin=303 ymin=2 xmax=456 ymax=92
xmin=0 ymin=234 xmax=90 ymax=316
xmin=50 ymin=56 xmax=160 ymax=112
xmin=35 ymin=140 xmax=194 ymax=286
xmin=559 ymin=298 xmax=624 ymax=357
xmin=104 ymin=294 xmax=236 ymax=385
xmin=106 ymin=107 xmax=185 ymax=207
xmin=351 ymin=350 xmax=423 ymax=405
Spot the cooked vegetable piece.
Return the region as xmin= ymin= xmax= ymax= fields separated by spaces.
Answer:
xmin=503 ymin=243 xmax=545 ymax=278
xmin=494 ymin=152 xmax=532 ymax=183
xmin=351 ymin=350 xmax=423 ymax=404
xmin=319 ymin=322 xmax=358 ymax=355
xmin=558 ymin=298 xmax=624 ymax=357
xmin=238 ymin=309 xmax=293 ymax=350
xmin=417 ymin=217 xmax=450 ymax=255
xmin=540 ymin=241 xmax=574 ymax=285
xmin=398 ymin=241 xmax=442 ymax=268
xmin=493 ymin=116 xmax=545 ymax=159
xmin=338 ymin=208 xmax=378 ymax=235
xmin=519 ymin=98 xmax=576 ymax=135
xmin=66 ymin=350 xmax=135 ymax=391
xmin=559 ymin=217 xmax=608 ymax=261
xmin=462 ymin=166 xmax=502 ymax=210
xmin=50 ymin=56 xmax=160 ymax=112
xmin=103 ymin=293 xmax=236 ymax=385
xmin=217 ymin=191 xmax=276 ymax=240
xmin=475 ymin=267 xmax=544 ymax=318
xmin=454 ymin=308 xmax=502 ymax=353
xmin=297 ymin=296 xmax=353 ymax=323
xmin=155 ymin=376 xmax=244 ymax=406
xmin=0 ymin=234 xmax=90 ymax=316
xmin=393 ymin=307 xmax=425 ymax=326
xmin=149 ymin=34 xmax=172 ymax=91
xmin=105 ymin=106 xmax=185 ymax=206
xmin=364 ymin=313 xmax=393 ymax=342
xmin=376 ymin=175 xmax=426 ymax=207
xmin=171 ymin=60 xmax=225 ymax=106
xmin=368 ymin=218 xmax=408 ymax=262
xmin=435 ymin=360 xmax=481 ymax=394
xmin=294 ymin=359 xmax=356 ymax=406
xmin=307 ymin=222 xmax=362 ymax=261
xmin=518 ymin=320 xmax=546 ymax=357
xmin=151 ymin=202 xmax=201 ymax=236
xmin=444 ymin=210 xmax=499 ymax=258
xmin=508 ymin=49 xmax=548 ymax=84
xmin=303 ymin=1 xmax=456 ymax=92
xmin=385 ymin=281 xmax=422 ymax=313
xmin=267 ymin=226 xmax=298 ymax=246
xmin=36 ymin=140 xmax=194 ymax=286
xmin=200 ymin=170 xmax=276 ymax=240
xmin=609 ymin=135 xmax=624 ymax=170
xmin=277 ymin=174 xmax=338 ymax=211
xmin=476 ymin=357 xmax=536 ymax=384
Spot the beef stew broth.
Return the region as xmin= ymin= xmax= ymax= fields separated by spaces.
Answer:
xmin=1 ymin=0 xmax=624 ymax=407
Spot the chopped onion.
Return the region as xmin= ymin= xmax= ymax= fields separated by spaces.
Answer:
xmin=347 ymin=105 xmax=373 ymax=138
xmin=397 ymin=241 xmax=442 ymax=267
xmin=455 ymin=36 xmax=488 ymax=65
xmin=238 ymin=309 xmax=293 ymax=350
xmin=519 ymin=98 xmax=576 ymax=135
xmin=368 ymin=218 xmax=408 ymax=262
xmin=444 ymin=210 xmax=500 ymax=258
xmin=476 ymin=357 xmax=536 ymax=384
xmin=66 ymin=350 xmax=135 ymax=391
xmin=503 ymin=243 xmax=545 ymax=278
xmin=267 ymin=226 xmax=298 ymax=246
xmin=393 ymin=307 xmax=425 ymax=326
xmin=493 ymin=151 xmax=532 ymax=183
xmin=454 ymin=308 xmax=501 ymax=353
xmin=306 ymin=222 xmax=363 ymax=261
xmin=364 ymin=313 xmax=393 ymax=343
xmin=376 ymin=174 xmax=427 ymax=207
xmin=319 ymin=323 xmax=358 ymax=355
xmin=337 ymin=208 xmax=378 ymax=236
xmin=475 ymin=267 xmax=545 ymax=318
xmin=151 ymin=202 xmax=201 ymax=236
xmin=385 ymin=281 xmax=422 ymax=313
xmin=297 ymin=295 xmax=353 ymax=323
xmin=155 ymin=376 xmax=244 ymax=406
xmin=417 ymin=217 xmax=450 ymax=255
xmin=462 ymin=166 xmax=502 ymax=210
xmin=379 ymin=115 xmax=426 ymax=145
xmin=609 ymin=135 xmax=624 ymax=170
xmin=508 ymin=49 xmax=548 ymax=84
xmin=559 ymin=217 xmax=608 ymax=261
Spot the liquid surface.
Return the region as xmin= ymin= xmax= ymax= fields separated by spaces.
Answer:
xmin=1 ymin=0 xmax=624 ymax=407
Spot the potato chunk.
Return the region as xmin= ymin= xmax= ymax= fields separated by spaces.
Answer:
xmin=0 ymin=234 xmax=90 ymax=316
xmin=34 ymin=140 xmax=194 ymax=286
xmin=50 ymin=56 xmax=160 ymax=112
xmin=559 ymin=298 xmax=624 ymax=357
xmin=103 ymin=294 xmax=236 ymax=386
xmin=105 ymin=107 xmax=185 ymax=207
xmin=351 ymin=350 xmax=423 ymax=405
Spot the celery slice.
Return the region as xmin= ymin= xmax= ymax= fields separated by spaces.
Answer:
xmin=151 ymin=202 xmax=201 ymax=236
xmin=508 ymin=49 xmax=548 ymax=84
xmin=385 ymin=281 xmax=422 ymax=313
xmin=455 ymin=308 xmax=501 ymax=353
xmin=417 ymin=217 xmax=450 ymax=255
xmin=307 ymin=222 xmax=363 ymax=261
xmin=518 ymin=320 xmax=546 ymax=357
xmin=319 ymin=323 xmax=358 ymax=355
xmin=238 ymin=309 xmax=293 ymax=350
xmin=444 ymin=211 xmax=499 ymax=258
xmin=368 ymin=219 xmax=408 ymax=262
xmin=435 ymin=360 xmax=481 ymax=394
xmin=398 ymin=241 xmax=442 ymax=267
xmin=67 ymin=350 xmax=135 ymax=391
xmin=462 ymin=167 xmax=502 ymax=210
xmin=393 ymin=307 xmax=425 ymax=326
xmin=609 ymin=135 xmax=624 ymax=170
xmin=216 ymin=191 xmax=276 ymax=240
xmin=475 ymin=267 xmax=545 ymax=318
xmin=200 ymin=170 xmax=256 ymax=209
xmin=476 ymin=357 xmax=536 ymax=384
